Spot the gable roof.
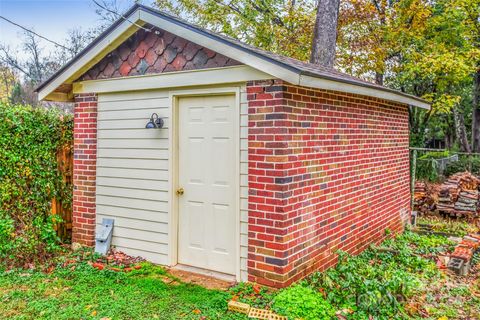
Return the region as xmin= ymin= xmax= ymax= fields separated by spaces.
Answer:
xmin=36 ymin=3 xmax=429 ymax=109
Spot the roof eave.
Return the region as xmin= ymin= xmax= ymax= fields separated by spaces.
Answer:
xmin=35 ymin=4 xmax=143 ymax=99
xmin=36 ymin=3 xmax=430 ymax=110
xmin=299 ymin=74 xmax=430 ymax=109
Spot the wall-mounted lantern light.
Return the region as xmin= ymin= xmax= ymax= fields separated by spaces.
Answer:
xmin=145 ymin=113 xmax=164 ymax=129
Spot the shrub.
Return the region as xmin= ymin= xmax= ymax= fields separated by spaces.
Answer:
xmin=272 ymin=284 xmax=336 ymax=320
xmin=416 ymin=157 xmax=439 ymax=182
xmin=415 ymin=150 xmax=451 ymax=182
xmin=444 ymin=155 xmax=480 ymax=176
xmin=0 ymin=103 xmax=72 ymax=267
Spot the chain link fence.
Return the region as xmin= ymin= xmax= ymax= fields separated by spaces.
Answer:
xmin=411 ymin=148 xmax=480 ymax=184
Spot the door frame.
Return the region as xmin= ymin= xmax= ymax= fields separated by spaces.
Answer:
xmin=168 ymin=86 xmax=241 ymax=281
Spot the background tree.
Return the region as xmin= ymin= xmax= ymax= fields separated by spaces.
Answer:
xmin=310 ymin=0 xmax=340 ymax=67
xmin=0 ymin=63 xmax=17 ymax=102
xmin=1 ymin=0 xmax=478 ymax=152
xmin=155 ymin=0 xmax=316 ymax=61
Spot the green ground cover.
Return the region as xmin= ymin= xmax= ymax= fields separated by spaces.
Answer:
xmin=1 ymin=231 xmax=478 ymax=320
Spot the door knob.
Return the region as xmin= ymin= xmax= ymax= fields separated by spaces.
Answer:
xmin=176 ymin=188 xmax=184 ymax=196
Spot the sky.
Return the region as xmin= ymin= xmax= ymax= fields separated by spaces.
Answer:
xmin=0 ymin=1 xmax=99 ymax=52
xmin=0 ymin=0 xmax=149 ymax=56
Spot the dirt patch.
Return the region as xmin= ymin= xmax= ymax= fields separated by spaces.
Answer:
xmin=167 ymin=268 xmax=235 ymax=290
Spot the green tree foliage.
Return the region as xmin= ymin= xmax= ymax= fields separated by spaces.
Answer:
xmin=0 ymin=102 xmax=72 ymax=267
xmin=155 ymin=0 xmax=480 ymax=148
xmin=156 ymin=0 xmax=316 ymax=61
xmin=397 ymin=0 xmax=479 ymax=147
xmin=337 ymin=0 xmax=480 ymax=147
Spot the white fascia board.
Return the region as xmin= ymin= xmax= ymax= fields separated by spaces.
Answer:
xmin=300 ymin=75 xmax=430 ymax=109
xmin=138 ymin=10 xmax=300 ymax=85
xmin=73 ymin=65 xmax=274 ymax=94
xmin=38 ymin=11 xmax=142 ymax=101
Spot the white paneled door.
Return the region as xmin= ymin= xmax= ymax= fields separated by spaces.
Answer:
xmin=177 ymin=95 xmax=236 ymax=275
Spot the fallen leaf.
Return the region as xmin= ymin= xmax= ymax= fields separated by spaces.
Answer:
xmin=92 ymin=263 xmax=104 ymax=270
xmin=193 ymin=309 xmax=201 ymax=314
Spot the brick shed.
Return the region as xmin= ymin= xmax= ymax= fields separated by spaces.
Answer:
xmin=37 ymin=4 xmax=429 ymax=287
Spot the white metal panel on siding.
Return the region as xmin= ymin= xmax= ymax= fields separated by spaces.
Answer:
xmin=96 ymin=90 xmax=171 ymax=262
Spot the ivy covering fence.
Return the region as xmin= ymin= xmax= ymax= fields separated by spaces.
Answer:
xmin=0 ymin=102 xmax=73 ymax=267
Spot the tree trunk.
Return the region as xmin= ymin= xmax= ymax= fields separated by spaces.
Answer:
xmin=310 ymin=0 xmax=340 ymax=68
xmin=375 ymin=72 xmax=384 ymax=85
xmin=444 ymin=116 xmax=455 ymax=149
xmin=453 ymin=107 xmax=471 ymax=153
xmin=471 ymin=68 xmax=480 ymax=152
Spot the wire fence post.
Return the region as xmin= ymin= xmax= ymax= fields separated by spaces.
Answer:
xmin=410 ymin=149 xmax=417 ymax=210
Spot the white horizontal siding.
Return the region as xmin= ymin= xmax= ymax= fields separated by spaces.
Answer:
xmin=96 ymin=204 xmax=168 ymax=222
xmin=112 ymin=238 xmax=168 ymax=255
xmin=98 ymin=129 xmax=169 ymax=140
xmin=96 ymin=186 xmax=168 ymax=201
xmin=98 ymin=108 xmax=166 ymax=120
xmin=97 ymin=158 xmax=169 ymax=170
xmin=97 ymin=167 xmax=168 ymax=180
xmin=96 ymin=177 xmax=169 ymax=190
xmin=97 ymin=148 xmax=168 ymax=159
xmin=98 ymin=90 xmax=169 ymax=102
xmin=97 ymin=195 xmax=168 ymax=212
xmin=98 ymin=138 xmax=169 ymax=149
xmin=95 ymin=85 xmax=247 ymax=281
xmin=96 ymin=90 xmax=171 ymax=263
xmin=98 ymin=98 xmax=169 ymax=111
xmin=98 ymin=119 xmax=170 ymax=130
xmin=97 ymin=215 xmax=168 ymax=233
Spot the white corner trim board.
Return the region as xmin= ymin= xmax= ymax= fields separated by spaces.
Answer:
xmin=73 ymin=66 xmax=273 ymax=94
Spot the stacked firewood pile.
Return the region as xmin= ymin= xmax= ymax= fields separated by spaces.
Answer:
xmin=414 ymin=181 xmax=439 ymax=214
xmin=436 ymin=172 xmax=480 ymax=218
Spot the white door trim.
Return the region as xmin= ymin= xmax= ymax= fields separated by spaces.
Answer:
xmin=168 ymin=86 xmax=241 ymax=281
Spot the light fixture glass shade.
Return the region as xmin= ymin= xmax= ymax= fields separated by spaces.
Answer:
xmin=145 ymin=121 xmax=156 ymax=128
xmin=145 ymin=113 xmax=164 ymax=129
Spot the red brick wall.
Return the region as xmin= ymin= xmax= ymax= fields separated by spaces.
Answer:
xmin=247 ymin=80 xmax=410 ymax=287
xmin=72 ymin=93 xmax=98 ymax=246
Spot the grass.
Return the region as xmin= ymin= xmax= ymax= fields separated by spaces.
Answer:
xmin=1 ymin=230 xmax=479 ymax=319
xmin=416 ymin=215 xmax=479 ymax=237
xmin=0 ymin=263 xmax=245 ymax=320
